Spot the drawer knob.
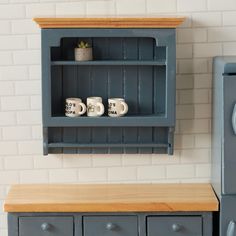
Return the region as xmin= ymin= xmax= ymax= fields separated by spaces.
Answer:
xmin=106 ymin=222 xmax=116 ymax=230
xmin=172 ymin=223 xmax=182 ymax=232
xmin=41 ymin=223 xmax=51 ymax=231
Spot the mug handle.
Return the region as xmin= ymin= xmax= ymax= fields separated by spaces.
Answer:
xmin=96 ymin=102 xmax=105 ymax=116
xmin=78 ymin=102 xmax=86 ymax=115
xmin=120 ymin=101 xmax=128 ymax=115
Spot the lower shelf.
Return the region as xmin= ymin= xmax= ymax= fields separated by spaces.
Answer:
xmin=46 ymin=115 xmax=171 ymax=127
xmin=44 ymin=126 xmax=174 ymax=155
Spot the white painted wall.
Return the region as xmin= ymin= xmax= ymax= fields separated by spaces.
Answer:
xmin=1 ymin=0 xmax=235 ymax=234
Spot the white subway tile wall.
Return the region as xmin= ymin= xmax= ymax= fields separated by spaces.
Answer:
xmin=0 ymin=0 xmax=234 ymax=234
xmin=146 ymin=0 xmax=176 ymax=13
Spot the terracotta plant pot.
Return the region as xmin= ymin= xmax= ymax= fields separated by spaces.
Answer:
xmin=74 ymin=47 xmax=93 ymax=61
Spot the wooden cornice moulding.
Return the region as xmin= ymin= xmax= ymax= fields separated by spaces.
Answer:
xmin=4 ymin=183 xmax=218 ymax=212
xmin=33 ymin=17 xmax=186 ymax=29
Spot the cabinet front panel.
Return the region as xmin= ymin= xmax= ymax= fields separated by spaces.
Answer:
xmin=147 ymin=216 xmax=202 ymax=236
xmin=83 ymin=216 xmax=138 ymax=236
xmin=19 ymin=216 xmax=74 ymax=236
xmin=220 ymin=196 xmax=236 ymax=236
xmin=223 ymin=76 xmax=236 ymax=194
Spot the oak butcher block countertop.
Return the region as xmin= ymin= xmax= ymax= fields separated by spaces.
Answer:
xmin=33 ymin=17 xmax=185 ymax=29
xmin=4 ymin=184 xmax=218 ymax=213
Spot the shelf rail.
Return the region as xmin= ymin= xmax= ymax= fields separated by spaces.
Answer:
xmin=48 ymin=143 xmax=168 ymax=148
xmin=51 ymin=60 xmax=166 ymax=66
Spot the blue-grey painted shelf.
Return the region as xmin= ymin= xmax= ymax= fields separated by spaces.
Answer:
xmin=35 ymin=18 xmax=183 ymax=155
xmin=51 ymin=60 xmax=166 ymax=66
xmin=47 ymin=115 xmax=167 ymax=127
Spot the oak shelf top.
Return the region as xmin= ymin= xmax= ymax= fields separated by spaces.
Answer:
xmin=4 ymin=183 xmax=218 ymax=213
xmin=33 ymin=17 xmax=186 ymax=29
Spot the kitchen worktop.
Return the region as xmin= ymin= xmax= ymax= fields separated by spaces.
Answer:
xmin=4 ymin=183 xmax=218 ymax=213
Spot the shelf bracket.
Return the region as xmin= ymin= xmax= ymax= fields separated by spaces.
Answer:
xmin=43 ymin=127 xmax=49 ymax=155
xmin=167 ymin=127 xmax=175 ymax=155
xmin=153 ymin=30 xmax=175 ymax=47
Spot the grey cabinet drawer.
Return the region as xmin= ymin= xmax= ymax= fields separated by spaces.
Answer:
xmin=83 ymin=216 xmax=138 ymax=236
xmin=19 ymin=216 xmax=74 ymax=236
xmin=147 ymin=216 xmax=202 ymax=236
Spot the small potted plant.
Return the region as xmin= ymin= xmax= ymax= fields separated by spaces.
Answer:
xmin=74 ymin=41 xmax=93 ymax=61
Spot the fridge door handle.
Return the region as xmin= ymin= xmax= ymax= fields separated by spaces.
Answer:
xmin=227 ymin=221 xmax=236 ymax=236
xmin=232 ymin=104 xmax=236 ymax=135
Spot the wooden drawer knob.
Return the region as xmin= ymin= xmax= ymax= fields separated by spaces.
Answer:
xmin=172 ymin=223 xmax=182 ymax=232
xmin=106 ymin=222 xmax=116 ymax=230
xmin=41 ymin=223 xmax=51 ymax=231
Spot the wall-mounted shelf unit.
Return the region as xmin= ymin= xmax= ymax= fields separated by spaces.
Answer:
xmin=34 ymin=17 xmax=185 ymax=155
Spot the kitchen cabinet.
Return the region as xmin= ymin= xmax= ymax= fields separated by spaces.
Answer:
xmin=212 ymin=57 xmax=236 ymax=236
xmin=34 ymin=17 xmax=185 ymax=155
xmin=4 ymin=184 xmax=218 ymax=236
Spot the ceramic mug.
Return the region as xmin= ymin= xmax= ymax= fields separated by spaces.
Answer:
xmin=87 ymin=97 xmax=105 ymax=117
xmin=65 ymin=98 xmax=86 ymax=117
xmin=108 ymin=98 xmax=128 ymax=117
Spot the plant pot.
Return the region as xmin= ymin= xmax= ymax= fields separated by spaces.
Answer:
xmin=74 ymin=47 xmax=93 ymax=61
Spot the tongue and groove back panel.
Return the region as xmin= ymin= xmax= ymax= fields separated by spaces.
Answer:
xmin=41 ymin=28 xmax=176 ymax=155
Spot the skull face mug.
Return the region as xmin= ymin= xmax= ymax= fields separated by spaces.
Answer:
xmin=86 ymin=97 xmax=105 ymax=117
